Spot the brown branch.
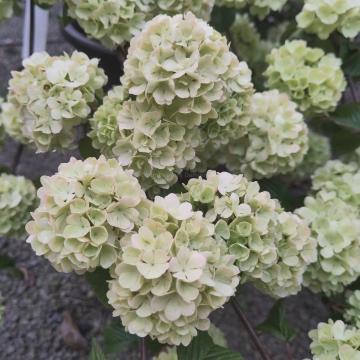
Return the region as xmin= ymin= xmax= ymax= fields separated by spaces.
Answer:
xmin=231 ymin=298 xmax=272 ymax=360
xmin=11 ymin=144 xmax=24 ymax=174
xmin=140 ymin=338 xmax=146 ymax=360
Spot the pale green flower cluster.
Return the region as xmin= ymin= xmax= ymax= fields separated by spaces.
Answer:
xmin=65 ymin=0 xmax=215 ymax=49
xmin=264 ymin=40 xmax=346 ymax=115
xmin=26 ymin=156 xmax=147 ymax=273
xmin=296 ymin=191 xmax=360 ymax=295
xmin=107 ymin=194 xmax=239 ymax=345
xmin=0 ymin=0 xmax=17 ymax=22
xmin=345 ymin=291 xmax=360 ymax=328
xmin=215 ymin=0 xmax=288 ymax=18
xmin=289 ymin=132 xmax=331 ymax=181
xmin=90 ymin=13 xmax=253 ymax=191
xmin=1 ymin=51 xmax=107 ymax=152
xmin=0 ymin=174 xmax=37 ymax=239
xmin=183 ymin=171 xmax=317 ymax=298
xmin=308 ymin=320 xmax=360 ymax=360
xmin=296 ymin=0 xmax=360 ymax=39
xmin=216 ymin=90 xmax=309 ymax=179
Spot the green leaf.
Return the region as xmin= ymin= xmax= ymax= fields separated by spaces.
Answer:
xmin=210 ymin=5 xmax=235 ymax=35
xmin=85 ymin=268 xmax=111 ymax=307
xmin=89 ymin=339 xmax=106 ymax=360
xmin=79 ymin=136 xmax=100 ymax=159
xmin=257 ymin=300 xmax=296 ymax=343
xmin=343 ymin=51 xmax=360 ymax=77
xmin=177 ymin=332 xmax=243 ymax=360
xmin=0 ymin=254 xmax=16 ymax=270
xmin=330 ymin=103 xmax=360 ymax=130
xmin=102 ymin=321 xmax=138 ymax=355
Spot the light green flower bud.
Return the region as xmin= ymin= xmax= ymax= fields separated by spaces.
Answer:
xmin=183 ymin=171 xmax=316 ymax=298
xmin=289 ymin=131 xmax=331 ymax=181
xmin=107 ymin=193 xmax=239 ymax=346
xmin=0 ymin=174 xmax=37 ymax=239
xmin=0 ymin=0 xmax=17 ymax=22
xmin=1 ymin=51 xmax=107 ymax=152
xmin=345 ymin=291 xmax=360 ymax=328
xmin=65 ymin=0 xmax=215 ymax=49
xmin=264 ymin=40 xmax=346 ymax=115
xmin=296 ymin=193 xmax=360 ymax=295
xmin=296 ymin=0 xmax=360 ymax=40
xmin=308 ymin=319 xmax=360 ymax=360
xmin=26 ymin=156 xmax=147 ymax=273
xmin=218 ymin=90 xmax=309 ymax=179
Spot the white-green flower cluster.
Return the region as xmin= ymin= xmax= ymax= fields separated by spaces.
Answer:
xmin=308 ymin=320 xmax=360 ymax=360
xmin=345 ymin=291 xmax=360 ymax=328
xmin=26 ymin=156 xmax=147 ymax=273
xmin=289 ymin=131 xmax=331 ymax=181
xmin=89 ymin=13 xmax=253 ymax=191
xmin=216 ymin=90 xmax=309 ymax=180
xmin=296 ymin=191 xmax=360 ymax=295
xmin=107 ymin=194 xmax=239 ymax=345
xmin=264 ymin=40 xmax=346 ymax=115
xmin=65 ymin=0 xmax=215 ymax=49
xmin=183 ymin=171 xmax=316 ymax=298
xmin=0 ymin=174 xmax=37 ymax=239
xmin=215 ymin=0 xmax=288 ymax=19
xmin=0 ymin=0 xmax=17 ymax=22
xmin=296 ymin=0 xmax=360 ymax=40
xmin=0 ymin=51 xmax=107 ymax=152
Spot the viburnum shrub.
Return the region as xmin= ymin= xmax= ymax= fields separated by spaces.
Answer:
xmin=1 ymin=1 xmax=360 ymax=359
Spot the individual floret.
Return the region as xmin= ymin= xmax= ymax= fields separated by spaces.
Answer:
xmin=289 ymin=131 xmax=331 ymax=181
xmin=296 ymin=0 xmax=360 ymax=40
xmin=107 ymin=194 xmax=239 ymax=345
xmin=183 ymin=171 xmax=316 ymax=298
xmin=26 ymin=156 xmax=147 ymax=273
xmin=296 ymin=192 xmax=360 ymax=295
xmin=0 ymin=174 xmax=37 ymax=239
xmin=65 ymin=0 xmax=215 ymax=49
xmin=308 ymin=319 xmax=360 ymax=359
xmin=1 ymin=51 xmax=107 ymax=152
xmin=264 ymin=40 xmax=346 ymax=115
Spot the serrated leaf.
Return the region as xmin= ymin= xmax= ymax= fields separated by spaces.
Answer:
xmin=79 ymin=136 xmax=100 ymax=159
xmin=177 ymin=332 xmax=243 ymax=360
xmin=89 ymin=339 xmax=106 ymax=360
xmin=257 ymin=300 xmax=296 ymax=343
xmin=85 ymin=268 xmax=111 ymax=307
xmin=103 ymin=321 xmax=138 ymax=355
xmin=330 ymin=103 xmax=360 ymax=130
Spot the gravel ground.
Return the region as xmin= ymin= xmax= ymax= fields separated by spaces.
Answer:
xmin=0 ymin=6 xmax=331 ymax=360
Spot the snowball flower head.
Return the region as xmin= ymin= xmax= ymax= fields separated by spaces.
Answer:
xmin=1 ymin=51 xmax=107 ymax=152
xmin=183 ymin=171 xmax=316 ymax=298
xmin=296 ymin=0 xmax=360 ymax=39
xmin=65 ymin=0 xmax=215 ymax=49
xmin=308 ymin=319 xmax=360 ymax=360
xmin=107 ymin=195 xmax=239 ymax=345
xmin=296 ymin=191 xmax=360 ymax=295
xmin=26 ymin=156 xmax=147 ymax=273
xmin=290 ymin=131 xmax=331 ymax=181
xmin=219 ymin=90 xmax=309 ymax=179
xmin=0 ymin=174 xmax=37 ymax=239
xmin=264 ymin=40 xmax=346 ymax=115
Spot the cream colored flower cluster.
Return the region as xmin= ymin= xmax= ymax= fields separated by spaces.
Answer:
xmin=345 ymin=291 xmax=360 ymax=328
xmin=89 ymin=13 xmax=253 ymax=191
xmin=215 ymin=0 xmax=288 ymax=18
xmin=205 ymin=90 xmax=309 ymax=180
xmin=183 ymin=171 xmax=316 ymax=298
xmin=26 ymin=156 xmax=147 ymax=273
xmin=264 ymin=40 xmax=346 ymax=115
xmin=296 ymin=0 xmax=360 ymax=39
xmin=65 ymin=0 xmax=215 ymax=49
xmin=107 ymin=193 xmax=239 ymax=345
xmin=1 ymin=51 xmax=107 ymax=152
xmin=308 ymin=320 xmax=360 ymax=360
xmin=290 ymin=131 xmax=331 ymax=181
xmin=0 ymin=0 xmax=16 ymax=22
xmin=0 ymin=174 xmax=37 ymax=239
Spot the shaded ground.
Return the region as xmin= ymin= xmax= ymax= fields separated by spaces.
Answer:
xmin=0 ymin=6 xmax=330 ymax=360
